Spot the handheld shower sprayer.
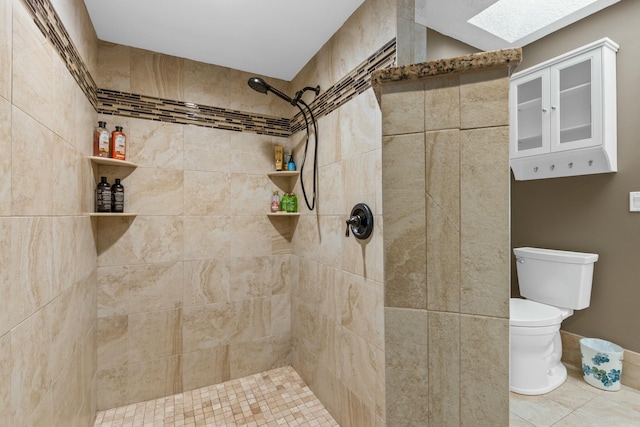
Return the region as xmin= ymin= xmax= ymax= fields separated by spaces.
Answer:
xmin=247 ymin=77 xmax=321 ymax=211
xmin=247 ymin=77 xmax=295 ymax=105
xmin=248 ymin=77 xmax=320 ymax=107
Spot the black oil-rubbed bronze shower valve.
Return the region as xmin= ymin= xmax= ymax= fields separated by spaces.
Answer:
xmin=345 ymin=203 xmax=374 ymax=240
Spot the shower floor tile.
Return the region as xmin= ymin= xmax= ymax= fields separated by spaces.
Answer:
xmin=93 ymin=366 xmax=339 ymax=427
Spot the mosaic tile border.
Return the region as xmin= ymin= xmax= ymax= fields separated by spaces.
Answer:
xmin=291 ymin=38 xmax=396 ymax=134
xmin=22 ymin=0 xmax=396 ymax=136
xmin=96 ymin=89 xmax=292 ymax=137
xmin=22 ymin=0 xmax=98 ymax=107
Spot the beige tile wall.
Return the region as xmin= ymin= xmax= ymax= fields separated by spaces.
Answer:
xmin=288 ymin=0 xmax=394 ymax=425
xmin=8 ymin=0 xmax=396 ymax=424
xmin=0 ymin=1 xmax=99 ymax=427
xmin=93 ymin=34 xmax=306 ymax=411
xmin=381 ymin=66 xmax=512 ymax=426
xmin=93 ymin=110 xmax=294 ymax=409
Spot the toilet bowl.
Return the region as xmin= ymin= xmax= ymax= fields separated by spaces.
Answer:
xmin=510 ymin=247 xmax=598 ymax=395
xmin=510 ymin=298 xmax=572 ymax=395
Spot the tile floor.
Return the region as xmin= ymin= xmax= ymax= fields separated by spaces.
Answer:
xmin=95 ymin=363 xmax=640 ymax=427
xmin=93 ymin=366 xmax=339 ymax=427
xmin=510 ymin=364 xmax=640 ymax=426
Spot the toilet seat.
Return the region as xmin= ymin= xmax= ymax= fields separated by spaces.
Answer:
xmin=510 ymin=298 xmax=562 ymax=327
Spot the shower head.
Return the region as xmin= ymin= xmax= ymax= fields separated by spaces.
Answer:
xmin=248 ymin=77 xmax=269 ymax=94
xmin=247 ymin=77 xmax=294 ymax=105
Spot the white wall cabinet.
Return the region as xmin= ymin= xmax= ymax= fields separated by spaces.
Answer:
xmin=510 ymin=38 xmax=618 ymax=180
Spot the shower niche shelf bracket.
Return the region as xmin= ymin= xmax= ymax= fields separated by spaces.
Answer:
xmin=88 ymin=156 xmax=138 ymax=217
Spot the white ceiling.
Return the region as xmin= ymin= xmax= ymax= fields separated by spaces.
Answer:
xmin=83 ymin=0 xmax=364 ymax=81
xmin=84 ymin=0 xmax=620 ymax=82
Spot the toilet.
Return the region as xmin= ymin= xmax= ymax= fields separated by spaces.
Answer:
xmin=510 ymin=247 xmax=598 ymax=395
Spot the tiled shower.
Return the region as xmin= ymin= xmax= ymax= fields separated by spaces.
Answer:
xmin=1 ymin=0 xmax=395 ymax=425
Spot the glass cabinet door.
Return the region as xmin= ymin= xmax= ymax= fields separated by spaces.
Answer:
xmin=550 ymin=50 xmax=602 ymax=151
xmin=510 ymin=69 xmax=550 ymax=158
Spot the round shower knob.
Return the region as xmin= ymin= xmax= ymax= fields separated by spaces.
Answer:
xmin=345 ymin=203 xmax=374 ymax=240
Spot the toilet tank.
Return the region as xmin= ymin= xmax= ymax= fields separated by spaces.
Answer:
xmin=514 ymin=247 xmax=599 ymax=310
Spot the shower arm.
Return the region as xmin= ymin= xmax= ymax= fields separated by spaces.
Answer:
xmin=292 ymin=86 xmax=321 ymax=106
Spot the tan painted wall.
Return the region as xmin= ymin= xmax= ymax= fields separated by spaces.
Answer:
xmin=511 ymin=0 xmax=640 ymax=353
xmin=426 ymin=28 xmax=480 ymax=61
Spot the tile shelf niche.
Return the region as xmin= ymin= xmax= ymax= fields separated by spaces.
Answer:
xmin=267 ymin=170 xmax=300 ymax=217
xmin=87 ymin=155 xmax=137 ymax=217
xmin=267 ymin=212 xmax=301 ymax=217
xmin=89 ymin=155 xmax=137 ymax=168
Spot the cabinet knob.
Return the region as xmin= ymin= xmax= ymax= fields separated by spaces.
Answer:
xmin=542 ymin=107 xmax=548 ymax=113
xmin=551 ymin=105 xmax=557 ymax=110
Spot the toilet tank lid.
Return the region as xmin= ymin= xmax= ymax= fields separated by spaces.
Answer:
xmin=510 ymin=298 xmax=563 ymax=327
xmin=514 ymin=247 xmax=598 ymax=264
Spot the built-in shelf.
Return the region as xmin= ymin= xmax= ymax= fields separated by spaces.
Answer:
xmin=89 ymin=156 xmax=137 ymax=168
xmin=268 ymin=170 xmax=300 ymax=217
xmin=267 ymin=212 xmax=300 ymax=217
xmin=88 ymin=212 xmax=137 ymax=217
xmin=89 ymin=156 xmax=137 ymax=219
xmin=268 ymin=170 xmax=300 ymax=178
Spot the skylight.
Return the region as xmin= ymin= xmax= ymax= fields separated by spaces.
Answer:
xmin=468 ymin=0 xmax=598 ymax=43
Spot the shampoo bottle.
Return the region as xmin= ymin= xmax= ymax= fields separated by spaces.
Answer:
xmin=288 ymin=192 xmax=298 ymax=213
xmin=93 ymin=121 xmax=110 ymax=157
xmin=110 ymin=126 xmax=127 ymax=160
xmin=96 ymin=177 xmax=111 ymax=212
xmin=271 ymin=190 xmax=280 ymax=212
xmin=111 ymin=178 xmax=125 ymax=213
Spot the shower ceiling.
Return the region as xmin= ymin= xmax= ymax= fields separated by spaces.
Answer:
xmin=84 ymin=0 xmax=620 ymax=82
xmin=83 ymin=0 xmax=364 ymax=81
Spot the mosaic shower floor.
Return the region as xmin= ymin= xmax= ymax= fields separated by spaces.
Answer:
xmin=93 ymin=366 xmax=339 ymax=427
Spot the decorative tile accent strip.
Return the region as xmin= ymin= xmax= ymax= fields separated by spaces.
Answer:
xmin=23 ymin=0 xmax=396 ymax=136
xmin=21 ymin=0 xmax=98 ymax=107
xmin=291 ymin=38 xmax=396 ymax=134
xmin=97 ymin=89 xmax=292 ymax=137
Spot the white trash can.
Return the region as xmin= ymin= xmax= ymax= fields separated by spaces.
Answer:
xmin=580 ymin=338 xmax=624 ymax=391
